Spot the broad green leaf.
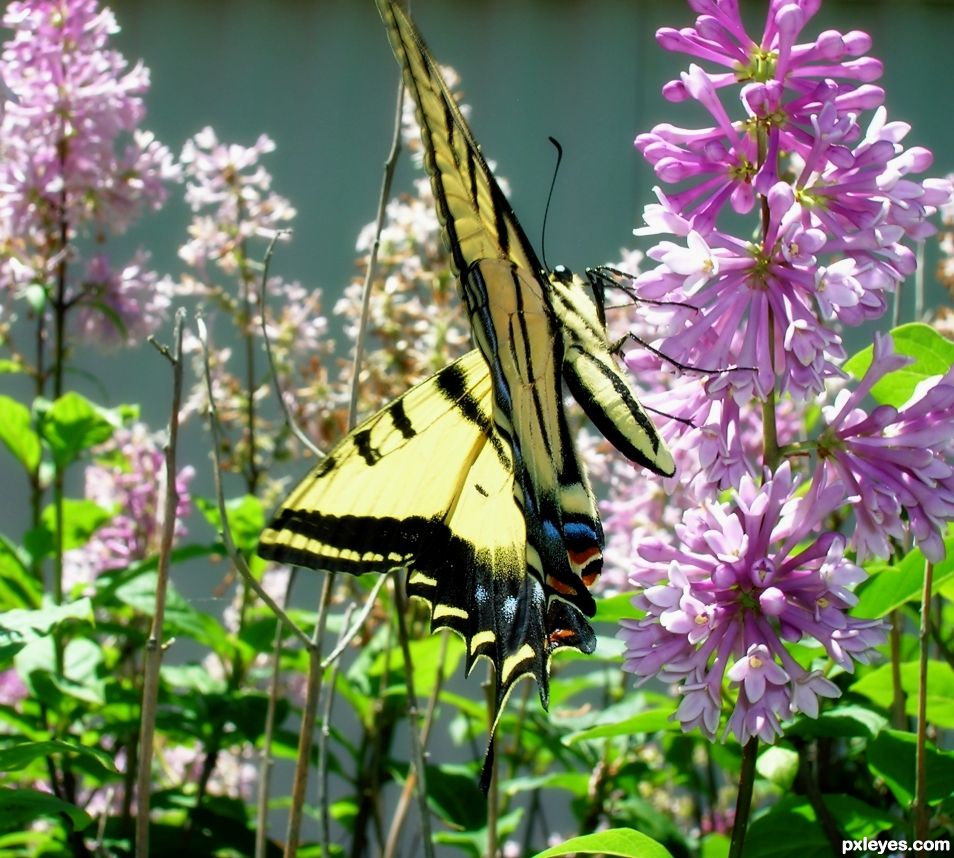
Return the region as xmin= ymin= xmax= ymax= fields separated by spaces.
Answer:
xmin=0 ymin=598 xmax=93 ymax=662
xmin=532 ymin=827 xmax=674 ymax=858
xmin=743 ymin=799 xmax=826 ymax=858
xmin=852 ymin=660 xmax=954 ymax=728
xmin=0 ymin=395 xmax=40 ymax=472
xmin=563 ymin=708 xmax=676 ymax=745
xmin=0 ymin=740 xmax=119 ymax=775
xmin=788 ymin=704 xmax=887 ymax=740
xmin=112 ymin=570 xmax=228 ymax=650
xmin=700 ymin=834 xmax=730 ymax=858
xmin=854 ymin=531 xmax=954 ymax=618
xmin=867 ymin=729 xmax=954 ymax=805
xmin=0 ymin=358 xmax=25 ymax=374
xmin=196 ymin=495 xmax=264 ymax=555
xmin=503 ymin=772 xmax=590 ymax=798
xmin=0 ymin=534 xmax=41 ymax=610
xmin=39 ymin=391 xmax=119 ymax=467
xmin=756 ymin=746 xmax=799 ymax=789
xmin=419 ymin=763 xmax=485 ymax=830
xmin=843 ymin=323 xmax=954 ymax=407
xmin=594 ymin=591 xmax=639 ymax=624
xmin=0 ymin=787 xmax=92 ymax=832
xmin=824 ymin=794 xmax=895 ymax=839
xmin=161 ymin=663 xmax=228 ymax=696
xmin=435 ymin=808 xmax=522 ymax=857
xmin=15 ymin=635 xmax=105 ymax=705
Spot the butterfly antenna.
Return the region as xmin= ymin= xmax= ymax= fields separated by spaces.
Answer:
xmin=540 ymin=136 xmax=564 ymax=271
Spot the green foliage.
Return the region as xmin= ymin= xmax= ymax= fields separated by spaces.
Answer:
xmin=532 ymin=827 xmax=675 ymax=858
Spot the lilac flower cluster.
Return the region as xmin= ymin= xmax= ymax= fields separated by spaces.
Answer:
xmin=64 ymin=424 xmax=194 ymax=591
xmin=0 ymin=0 xmax=178 ymax=346
xmin=614 ymin=0 xmax=954 ymax=745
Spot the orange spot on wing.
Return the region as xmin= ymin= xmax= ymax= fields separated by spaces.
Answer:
xmin=546 ymin=575 xmax=577 ymax=596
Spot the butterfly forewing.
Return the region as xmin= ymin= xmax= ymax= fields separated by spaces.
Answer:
xmin=260 ymin=0 xmax=675 ymax=784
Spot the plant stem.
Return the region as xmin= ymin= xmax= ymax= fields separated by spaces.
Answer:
xmin=135 ymin=310 xmax=185 ymax=858
xmin=284 ymin=571 xmax=334 ymax=857
xmin=391 ymin=579 xmax=435 ymax=858
xmin=890 ymin=609 xmax=907 ymax=729
xmin=728 ymin=737 xmax=758 ymax=858
xmin=254 ymin=568 xmax=297 ymax=858
xmin=913 ymin=560 xmax=934 ymax=844
xmin=383 ymin=630 xmax=447 ymax=858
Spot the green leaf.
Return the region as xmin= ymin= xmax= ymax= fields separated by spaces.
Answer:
xmin=756 ymin=746 xmax=799 ymax=789
xmin=743 ymin=799 xmax=826 ymax=858
xmin=435 ymin=809 xmax=522 ymax=857
xmin=700 ymin=833 xmax=730 ymax=858
xmin=0 ymin=598 xmax=93 ymax=662
xmin=563 ymin=708 xmax=676 ymax=745
xmin=852 ymin=660 xmax=954 ymax=728
xmin=0 ymin=787 xmax=92 ymax=832
xmin=824 ymin=794 xmax=895 ymax=840
xmin=420 ymin=763 xmax=485 ymax=830
xmin=532 ymin=828 xmax=674 ymax=858
xmin=0 ymin=395 xmax=41 ymax=472
xmin=854 ymin=532 xmax=954 ymax=618
xmin=788 ymin=704 xmax=887 ymax=740
xmin=41 ymin=499 xmax=114 ymax=553
xmin=112 ymin=570 xmax=228 ymax=650
xmin=15 ymin=635 xmax=105 ymax=705
xmin=0 ymin=534 xmax=41 ymax=610
xmin=39 ymin=391 xmax=119 ymax=467
xmin=867 ymin=729 xmax=954 ymax=805
xmin=0 ymin=740 xmax=119 ymax=775
xmin=368 ymin=633 xmax=464 ymax=699
xmin=843 ymin=323 xmax=954 ymax=407
xmin=0 ymin=358 xmax=25 ymax=374
xmin=23 ymin=282 xmax=48 ymax=313
xmin=196 ymin=495 xmax=265 ymax=555
xmin=593 ymin=591 xmax=638 ymax=624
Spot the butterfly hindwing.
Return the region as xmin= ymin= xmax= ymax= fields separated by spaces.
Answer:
xmin=261 ymin=0 xmax=676 ymax=783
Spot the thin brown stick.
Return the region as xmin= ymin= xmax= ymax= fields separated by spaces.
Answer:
xmin=196 ymin=315 xmax=314 ymax=651
xmin=257 ymin=229 xmax=321 ymax=459
xmin=348 ymin=72 xmax=404 ymax=428
xmin=254 ymin=568 xmax=298 ymax=858
xmin=318 ymin=604 xmax=355 ymax=851
xmin=284 ymin=571 xmax=334 ymax=857
xmin=135 ymin=308 xmax=186 ymax=858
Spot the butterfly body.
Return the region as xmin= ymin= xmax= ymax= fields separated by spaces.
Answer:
xmin=258 ymin=0 xmax=674 ymax=770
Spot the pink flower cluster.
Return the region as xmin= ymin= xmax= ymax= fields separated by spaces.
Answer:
xmin=64 ymin=424 xmax=194 ymax=589
xmin=613 ymin=0 xmax=954 ymax=744
xmin=0 ymin=0 xmax=178 ymax=346
xmin=622 ymin=464 xmax=884 ymax=744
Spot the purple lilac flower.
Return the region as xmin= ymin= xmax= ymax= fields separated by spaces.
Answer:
xmin=64 ymin=424 xmax=195 ymax=590
xmin=620 ymin=463 xmax=885 ymax=744
xmin=816 ymin=332 xmax=954 ymax=563
xmin=0 ymin=667 xmax=27 ymax=706
xmin=70 ymin=252 xmax=173 ymax=348
xmin=0 ymin=0 xmax=178 ymax=338
xmin=178 ymin=126 xmax=295 ymax=281
xmin=632 ymin=1 xmax=950 ymax=399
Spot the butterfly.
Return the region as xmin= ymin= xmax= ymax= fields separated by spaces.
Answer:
xmin=258 ymin=0 xmax=674 ymax=786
